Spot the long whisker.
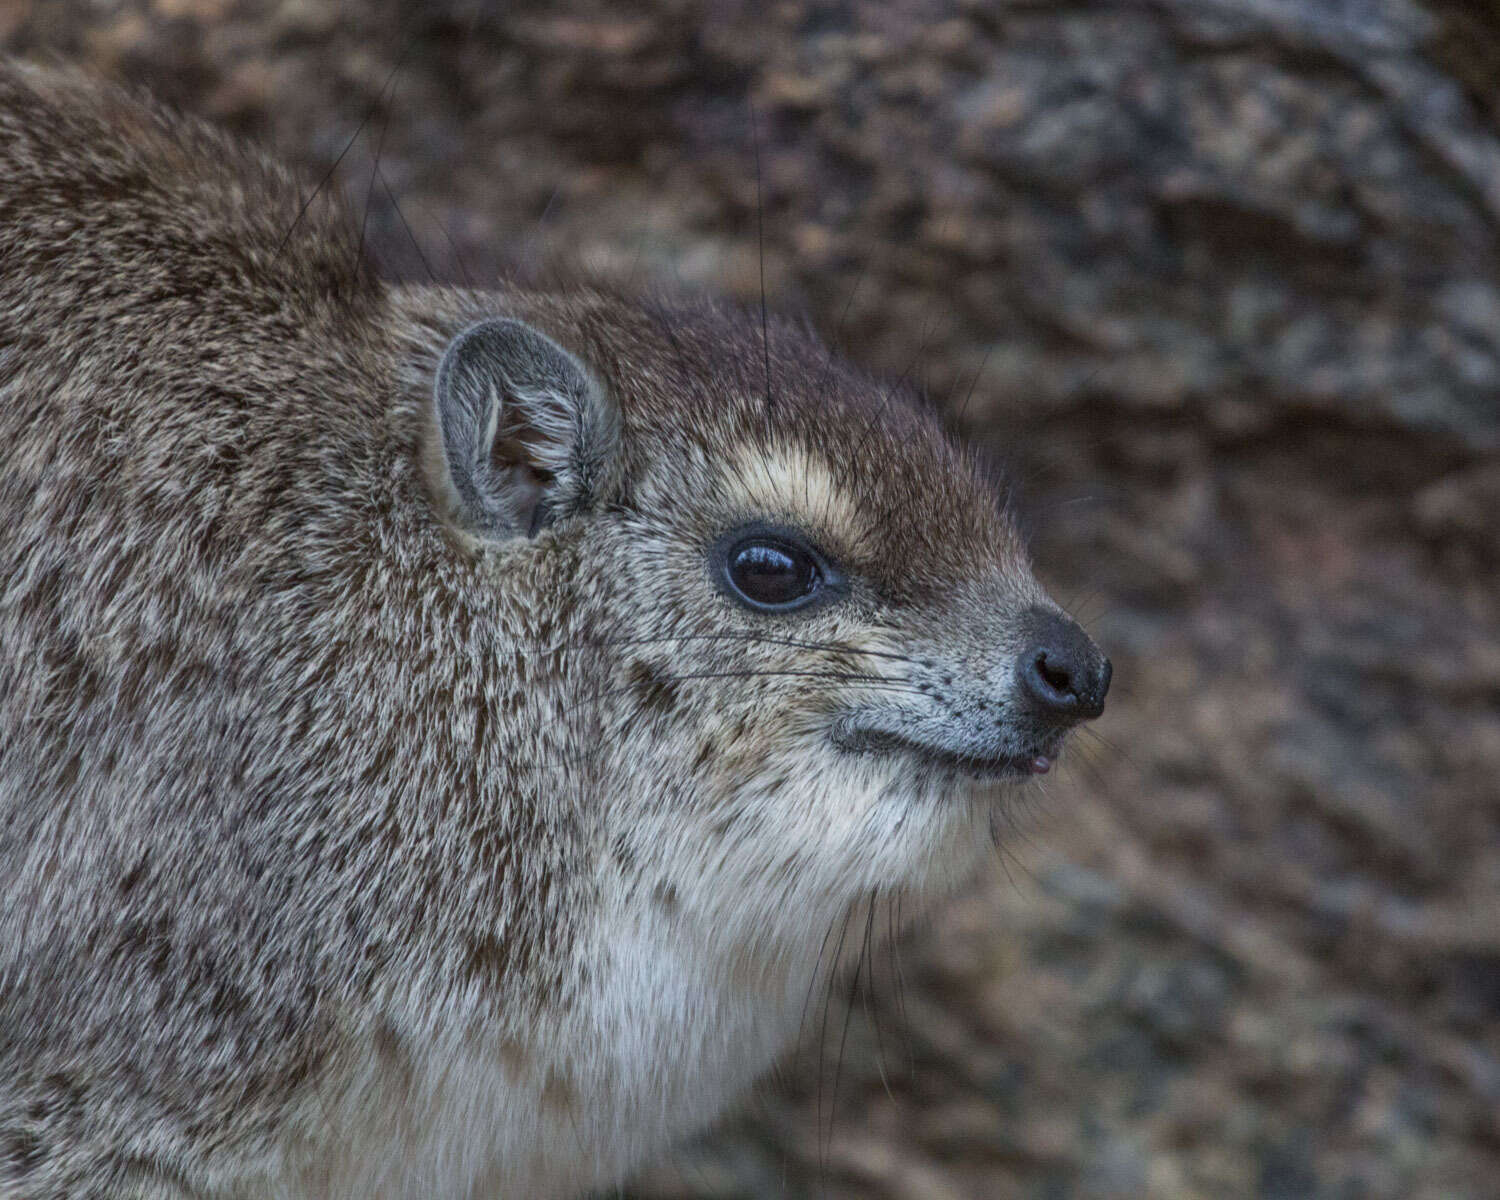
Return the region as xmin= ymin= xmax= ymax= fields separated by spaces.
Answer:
xmin=529 ymin=667 xmax=920 ymax=781
xmin=441 ymin=630 xmax=924 ymax=672
xmin=815 ymin=905 xmax=855 ymax=1192
xmin=812 ymin=262 xmax=871 ymax=405
xmin=860 ymin=890 xmax=896 ymax=1103
xmin=953 ymin=343 xmax=995 ymax=430
xmin=797 ymin=910 xmax=844 ymax=1066
xmin=849 ymin=313 xmax=942 ymax=501
xmin=406 ymin=193 xmax=475 ymax=287
xmin=563 ymin=630 xmax=921 ymax=664
xmin=888 ymin=893 xmax=915 ymax=1081
xmin=352 ymin=64 xmax=399 ymax=285
xmin=559 ymin=668 xmax=920 ymax=721
xmin=377 ymin=168 xmax=438 ymax=285
xmin=748 ymin=97 xmax=773 ymax=421
xmin=521 ymin=181 xmax=564 ymax=277
xmin=988 ymin=801 xmax=1043 ymax=890
xmin=276 ymin=50 xmax=409 ymax=262
xmin=1071 ymin=724 xmax=1137 ymax=777
xmin=828 ymin=898 xmax=867 ymax=1164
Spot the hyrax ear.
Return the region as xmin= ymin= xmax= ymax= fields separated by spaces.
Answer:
xmin=433 ymin=318 xmax=617 ymax=540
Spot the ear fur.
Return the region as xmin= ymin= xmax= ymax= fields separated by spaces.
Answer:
xmin=432 ymin=318 xmax=617 ymax=541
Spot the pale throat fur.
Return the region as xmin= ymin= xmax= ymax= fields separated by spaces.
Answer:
xmin=0 ymin=61 xmax=1109 ymax=1199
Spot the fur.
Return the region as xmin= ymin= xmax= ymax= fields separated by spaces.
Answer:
xmin=0 ymin=61 xmax=1103 ymax=1198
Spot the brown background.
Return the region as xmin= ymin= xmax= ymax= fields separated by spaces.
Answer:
xmin=6 ymin=1 xmax=1498 ymax=1196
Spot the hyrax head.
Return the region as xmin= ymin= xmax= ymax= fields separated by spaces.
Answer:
xmin=420 ymin=289 xmax=1109 ymax=942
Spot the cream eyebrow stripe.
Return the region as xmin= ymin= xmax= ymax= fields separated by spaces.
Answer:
xmin=719 ymin=442 xmax=875 ymax=551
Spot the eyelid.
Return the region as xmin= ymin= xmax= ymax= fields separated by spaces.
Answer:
xmin=710 ymin=522 xmax=847 ymax=613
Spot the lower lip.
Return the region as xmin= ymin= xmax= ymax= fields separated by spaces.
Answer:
xmin=832 ymin=724 xmax=1060 ymax=779
xmin=941 ymin=750 xmax=1057 ymax=781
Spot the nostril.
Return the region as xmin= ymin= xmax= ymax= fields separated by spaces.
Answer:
xmin=1023 ymin=647 xmax=1081 ymax=715
xmin=1017 ymin=608 xmax=1109 ymax=722
xmin=1034 ymin=651 xmax=1074 ymax=699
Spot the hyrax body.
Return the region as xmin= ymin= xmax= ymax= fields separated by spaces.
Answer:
xmin=0 ymin=62 xmax=1109 ymax=1199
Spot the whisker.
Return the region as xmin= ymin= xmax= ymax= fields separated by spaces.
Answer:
xmin=568 ymin=629 xmax=921 ymax=664
xmin=988 ymin=814 xmax=1022 ymax=892
xmin=276 ymin=50 xmax=409 ymax=262
xmin=1062 ymin=737 xmax=1119 ymax=791
xmin=560 ymin=667 xmax=919 ymax=721
xmin=1073 ymin=725 xmax=1140 ymax=778
xmin=812 ymin=260 xmax=871 ymax=405
xmin=1060 ymin=584 xmax=1107 ymax=624
xmin=376 ymin=167 xmax=438 ymax=285
xmin=953 ymin=343 xmax=995 ymax=430
xmin=352 ymin=63 xmax=400 ymax=284
xmin=797 ymin=910 xmax=844 ymax=1068
xmin=989 ymin=802 xmax=1044 ymax=890
xmin=748 ymin=97 xmax=773 ymax=421
xmin=888 ymin=893 xmax=916 ymax=1081
xmin=527 ymin=667 xmax=924 ymax=778
xmin=860 ymin=891 xmax=896 ymax=1103
xmin=406 ymin=194 xmax=476 ymax=287
xmin=815 ymin=905 xmax=855 ymax=1192
xmin=520 ymin=180 xmax=564 ymax=276
xmin=850 ymin=313 xmax=942 ymax=503
xmin=826 ymin=894 xmax=872 ymax=1180
xmin=435 ymin=628 xmax=924 ymax=669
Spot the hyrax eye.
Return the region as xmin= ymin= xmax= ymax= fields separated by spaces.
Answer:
xmin=724 ymin=536 xmax=821 ymax=611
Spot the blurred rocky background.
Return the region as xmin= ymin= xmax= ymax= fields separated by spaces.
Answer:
xmin=7 ymin=0 xmax=1497 ymax=1195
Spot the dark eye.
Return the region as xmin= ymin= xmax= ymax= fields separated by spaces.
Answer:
xmin=724 ymin=536 xmax=822 ymax=611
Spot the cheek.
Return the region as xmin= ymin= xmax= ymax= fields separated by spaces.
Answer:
xmin=761 ymin=746 xmax=874 ymax=843
xmin=692 ymin=727 xmax=863 ymax=846
xmin=702 ymin=733 xmax=977 ymax=889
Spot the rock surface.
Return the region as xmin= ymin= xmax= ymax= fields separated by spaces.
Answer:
xmin=9 ymin=1 xmax=1498 ymax=1196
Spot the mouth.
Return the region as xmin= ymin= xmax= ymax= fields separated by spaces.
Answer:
xmin=832 ymin=725 xmax=1061 ymax=780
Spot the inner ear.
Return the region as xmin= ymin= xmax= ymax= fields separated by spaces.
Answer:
xmin=432 ymin=318 xmax=617 ymax=541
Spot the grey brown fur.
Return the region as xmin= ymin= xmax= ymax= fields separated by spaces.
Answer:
xmin=0 ymin=62 xmax=1107 ymax=1198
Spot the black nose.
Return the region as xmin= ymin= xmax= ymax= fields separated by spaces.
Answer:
xmin=1017 ymin=609 xmax=1111 ymax=721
